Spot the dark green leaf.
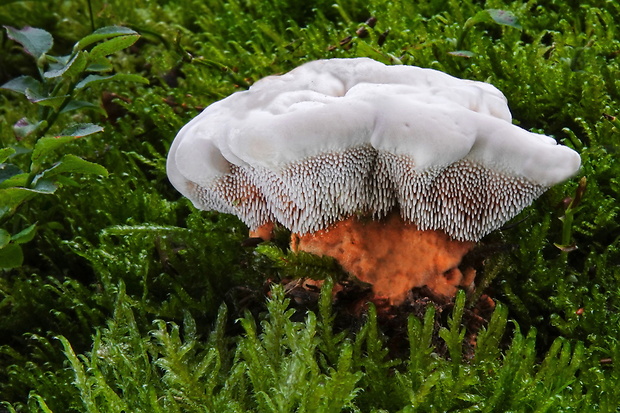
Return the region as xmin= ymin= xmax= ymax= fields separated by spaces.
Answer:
xmin=88 ymin=35 xmax=140 ymax=60
xmin=25 ymin=91 xmax=67 ymax=109
xmin=75 ymin=73 xmax=149 ymax=90
xmin=12 ymin=223 xmax=37 ymax=244
xmin=86 ymin=57 xmax=114 ymax=72
xmin=465 ymin=10 xmax=493 ymax=28
xmin=46 ymin=54 xmax=71 ymax=66
xmin=4 ymin=26 xmax=53 ymax=59
xmin=74 ymin=26 xmax=139 ymax=51
xmin=487 ymin=9 xmax=522 ymax=29
xmin=0 ymin=187 xmax=46 ymax=220
xmin=13 ymin=118 xmax=45 ymax=138
xmin=23 ymin=86 xmax=49 ymax=101
xmin=32 ymin=179 xmax=58 ymax=193
xmin=40 ymin=154 xmax=108 ymax=180
xmin=0 ymin=75 xmax=43 ymax=96
xmin=0 ymin=243 xmax=23 ymax=269
xmin=0 ymin=172 xmax=28 ymax=189
xmin=54 ymin=175 xmax=80 ymax=187
xmin=0 ymin=163 xmax=22 ymax=184
xmin=60 ymin=123 xmax=104 ymax=137
xmin=31 ymin=136 xmax=77 ymax=165
xmin=0 ymin=147 xmax=16 ymax=164
xmin=75 ymin=74 xmax=107 ymax=90
xmin=0 ymin=228 xmax=10 ymax=248
xmin=43 ymin=51 xmax=88 ymax=79
xmin=466 ymin=9 xmax=522 ymax=30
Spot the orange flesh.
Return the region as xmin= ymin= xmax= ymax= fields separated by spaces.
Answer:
xmin=249 ymin=222 xmax=275 ymax=241
xmin=285 ymin=212 xmax=476 ymax=303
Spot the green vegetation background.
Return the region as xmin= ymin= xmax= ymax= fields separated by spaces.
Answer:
xmin=1 ymin=0 xmax=619 ymax=411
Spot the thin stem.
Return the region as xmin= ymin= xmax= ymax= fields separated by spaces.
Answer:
xmin=37 ymin=80 xmax=80 ymax=139
xmin=26 ymin=80 xmax=81 ymax=188
xmin=87 ymin=0 xmax=95 ymax=32
xmin=561 ymin=209 xmax=574 ymax=248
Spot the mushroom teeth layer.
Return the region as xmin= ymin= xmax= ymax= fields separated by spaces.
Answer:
xmin=167 ymin=58 xmax=581 ymax=242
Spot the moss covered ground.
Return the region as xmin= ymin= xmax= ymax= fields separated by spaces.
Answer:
xmin=1 ymin=0 xmax=619 ymax=411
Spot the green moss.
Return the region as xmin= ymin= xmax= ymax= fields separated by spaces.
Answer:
xmin=6 ymin=284 xmax=616 ymax=411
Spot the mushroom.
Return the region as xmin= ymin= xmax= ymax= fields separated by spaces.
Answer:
xmin=167 ymin=58 xmax=581 ymax=302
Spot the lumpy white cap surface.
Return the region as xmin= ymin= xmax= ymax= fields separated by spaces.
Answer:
xmin=167 ymin=58 xmax=581 ymax=240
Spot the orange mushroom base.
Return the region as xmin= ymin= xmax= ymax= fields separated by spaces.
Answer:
xmin=252 ymin=212 xmax=477 ymax=304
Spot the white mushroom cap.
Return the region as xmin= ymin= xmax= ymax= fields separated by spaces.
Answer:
xmin=167 ymin=58 xmax=581 ymax=241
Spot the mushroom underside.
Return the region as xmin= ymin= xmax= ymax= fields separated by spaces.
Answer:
xmin=190 ymin=146 xmax=546 ymax=302
xmin=191 ymin=145 xmax=547 ymax=242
